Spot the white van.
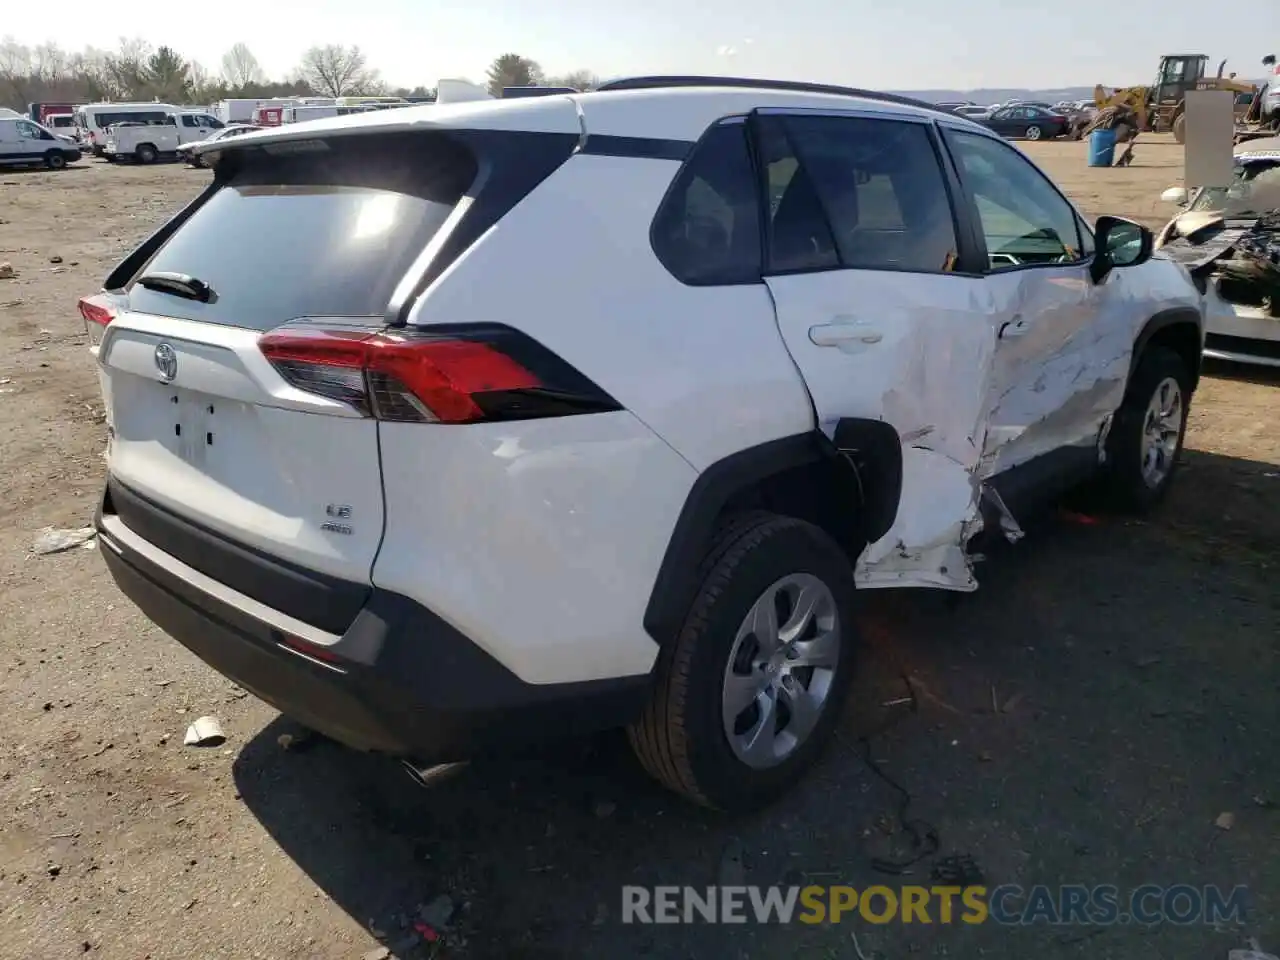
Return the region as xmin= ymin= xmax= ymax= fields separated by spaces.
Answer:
xmin=0 ymin=116 xmax=82 ymax=169
xmin=74 ymin=102 xmax=181 ymax=156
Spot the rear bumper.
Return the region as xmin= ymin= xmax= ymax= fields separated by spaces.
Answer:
xmin=94 ymin=486 xmax=650 ymax=762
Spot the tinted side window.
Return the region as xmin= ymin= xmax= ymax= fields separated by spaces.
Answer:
xmin=946 ymin=130 xmax=1085 ymax=270
xmin=182 ymin=115 xmax=199 ymax=128
xmin=651 ymin=122 xmax=762 ymax=285
xmin=755 ymin=116 xmax=839 ymax=273
xmin=767 ymin=114 xmax=960 ymax=274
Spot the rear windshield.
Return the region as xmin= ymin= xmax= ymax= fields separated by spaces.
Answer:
xmin=126 ymin=132 xmax=477 ymax=330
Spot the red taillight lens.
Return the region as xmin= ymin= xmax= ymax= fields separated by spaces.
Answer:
xmin=258 ymin=323 xmax=617 ymax=424
xmin=78 ymin=295 xmax=116 ymax=327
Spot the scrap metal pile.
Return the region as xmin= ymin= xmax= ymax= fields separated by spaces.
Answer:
xmin=1219 ymin=212 xmax=1280 ymax=303
xmin=1158 ymin=209 xmax=1280 ymax=317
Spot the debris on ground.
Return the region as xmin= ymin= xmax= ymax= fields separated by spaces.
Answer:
xmin=0 ymin=262 xmax=15 ymax=280
xmin=32 ymin=526 xmax=96 ymax=555
xmin=360 ymin=948 xmax=390 ymax=960
xmin=594 ymin=800 xmax=616 ymax=819
xmin=417 ymin=894 xmax=455 ymax=931
xmin=1215 ymin=811 xmax=1236 ymax=831
xmin=1229 ymin=938 xmax=1280 ymax=960
xmin=182 ymin=716 xmax=226 ymax=747
xmin=48 ymin=256 xmax=62 ymax=264
xmin=275 ymin=725 xmax=319 ymax=752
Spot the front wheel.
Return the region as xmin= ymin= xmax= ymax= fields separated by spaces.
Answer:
xmin=44 ymin=151 xmax=67 ymax=170
xmin=1172 ymin=113 xmax=1187 ymax=145
xmin=628 ymin=513 xmax=859 ymax=811
xmin=1025 ymin=125 xmax=1043 ymax=141
xmin=1102 ymin=347 xmax=1191 ymax=511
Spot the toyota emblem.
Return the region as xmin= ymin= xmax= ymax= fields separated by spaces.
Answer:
xmin=154 ymin=342 xmax=178 ymax=382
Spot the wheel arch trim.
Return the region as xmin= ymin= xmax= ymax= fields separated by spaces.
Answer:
xmin=642 ymin=425 xmax=902 ymax=646
xmin=1131 ymin=306 xmax=1204 ymax=389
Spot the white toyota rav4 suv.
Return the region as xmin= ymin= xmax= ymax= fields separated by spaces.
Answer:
xmin=82 ymin=77 xmax=1204 ymax=811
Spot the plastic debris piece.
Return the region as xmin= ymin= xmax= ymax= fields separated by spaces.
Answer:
xmin=1215 ymin=811 xmax=1235 ymax=831
xmin=183 ymin=716 xmax=226 ymax=747
xmin=417 ymin=894 xmax=455 ymax=930
xmin=33 ymin=526 xmax=96 ymax=555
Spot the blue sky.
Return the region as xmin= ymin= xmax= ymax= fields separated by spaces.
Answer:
xmin=6 ymin=0 xmax=1278 ymax=90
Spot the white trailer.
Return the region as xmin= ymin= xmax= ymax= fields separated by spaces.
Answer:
xmin=213 ymin=99 xmax=262 ymax=124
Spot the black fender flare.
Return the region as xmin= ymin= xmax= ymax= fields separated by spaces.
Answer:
xmin=642 ymin=424 xmax=903 ymax=646
xmin=1130 ymin=306 xmax=1203 ymax=389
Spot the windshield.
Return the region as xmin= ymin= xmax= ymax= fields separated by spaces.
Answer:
xmin=1189 ymin=162 xmax=1280 ymax=216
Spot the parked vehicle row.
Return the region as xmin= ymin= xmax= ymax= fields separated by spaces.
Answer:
xmin=101 ymin=110 xmax=225 ymax=164
xmin=932 ymin=99 xmax=1076 ymax=140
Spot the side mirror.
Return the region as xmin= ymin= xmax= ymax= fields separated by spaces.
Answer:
xmin=1091 ymin=215 xmax=1154 ymax=284
xmin=1161 ymin=186 xmax=1189 ymax=206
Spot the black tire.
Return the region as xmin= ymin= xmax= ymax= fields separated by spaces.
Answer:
xmin=628 ymin=512 xmax=859 ymax=811
xmin=136 ymin=144 xmax=157 ymax=164
xmin=1101 ymin=347 xmax=1192 ymax=512
xmin=1025 ymin=125 xmax=1043 ymax=141
xmin=1172 ymin=113 xmax=1186 ymax=145
xmin=44 ymin=151 xmax=67 ymax=170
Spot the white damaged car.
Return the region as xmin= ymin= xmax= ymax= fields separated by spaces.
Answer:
xmin=82 ymin=77 xmax=1204 ymax=810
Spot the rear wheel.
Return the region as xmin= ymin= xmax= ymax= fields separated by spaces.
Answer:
xmin=136 ymin=144 xmax=157 ymax=164
xmin=628 ymin=513 xmax=859 ymax=811
xmin=1025 ymin=125 xmax=1043 ymax=141
xmin=44 ymin=151 xmax=67 ymax=170
xmin=1102 ymin=347 xmax=1191 ymax=511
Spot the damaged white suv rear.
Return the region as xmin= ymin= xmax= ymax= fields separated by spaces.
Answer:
xmin=83 ymin=77 xmax=1204 ymax=811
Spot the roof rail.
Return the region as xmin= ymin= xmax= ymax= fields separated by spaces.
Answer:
xmin=594 ymin=75 xmax=946 ymax=115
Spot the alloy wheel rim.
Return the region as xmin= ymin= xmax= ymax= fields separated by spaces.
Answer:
xmin=1140 ymin=376 xmax=1183 ymax=488
xmin=721 ymin=573 xmax=840 ymax=770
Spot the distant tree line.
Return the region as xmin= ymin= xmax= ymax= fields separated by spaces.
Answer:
xmin=0 ymin=37 xmax=598 ymax=109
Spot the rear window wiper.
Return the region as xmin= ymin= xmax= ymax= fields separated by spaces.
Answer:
xmin=136 ymin=272 xmax=215 ymax=303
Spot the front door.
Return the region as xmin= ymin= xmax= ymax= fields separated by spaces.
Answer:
xmin=14 ymin=120 xmax=48 ymax=160
xmin=754 ymin=109 xmax=999 ymax=591
xmin=939 ymin=127 xmax=1126 ymax=483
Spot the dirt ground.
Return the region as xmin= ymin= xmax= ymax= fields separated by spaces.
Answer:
xmin=0 ymin=134 xmax=1277 ymax=960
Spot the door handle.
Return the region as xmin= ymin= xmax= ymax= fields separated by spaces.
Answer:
xmin=998 ymin=315 xmax=1029 ymax=340
xmin=809 ymin=323 xmax=883 ymax=347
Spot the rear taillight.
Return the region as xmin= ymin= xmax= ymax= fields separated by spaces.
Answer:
xmin=258 ymin=323 xmax=621 ymax=424
xmin=79 ymin=295 xmax=116 ymax=326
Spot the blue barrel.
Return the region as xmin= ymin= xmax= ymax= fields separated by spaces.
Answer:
xmin=1088 ymin=128 xmax=1117 ymax=167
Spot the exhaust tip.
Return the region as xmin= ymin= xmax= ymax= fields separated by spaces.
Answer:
xmin=401 ymin=759 xmax=468 ymax=789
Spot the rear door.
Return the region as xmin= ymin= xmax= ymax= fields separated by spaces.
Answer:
xmin=755 ymin=109 xmax=998 ymax=591
xmin=94 ymin=130 xmax=481 ymax=596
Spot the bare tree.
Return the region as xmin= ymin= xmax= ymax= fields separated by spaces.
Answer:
xmin=296 ymin=45 xmax=379 ymax=97
xmin=0 ymin=36 xmax=34 ymax=107
xmin=221 ymin=42 xmax=265 ymax=88
xmin=68 ymin=48 xmax=117 ymax=102
xmin=32 ymin=43 xmax=67 ymax=84
xmin=486 ymin=53 xmax=544 ymax=96
xmin=188 ymin=61 xmax=218 ymax=103
xmin=105 ymin=37 xmax=153 ymax=100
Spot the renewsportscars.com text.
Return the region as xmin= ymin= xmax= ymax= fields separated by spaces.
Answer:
xmin=621 ymin=884 xmax=1249 ymax=926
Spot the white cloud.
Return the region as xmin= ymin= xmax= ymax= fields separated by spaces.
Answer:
xmin=716 ymin=44 xmax=737 ymax=57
